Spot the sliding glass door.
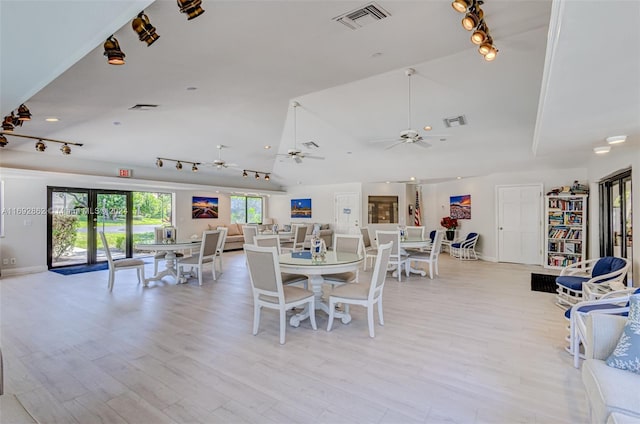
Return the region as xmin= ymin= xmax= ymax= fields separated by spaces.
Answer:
xmin=599 ymin=169 xmax=633 ymax=282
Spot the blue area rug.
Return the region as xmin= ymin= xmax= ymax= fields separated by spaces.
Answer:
xmin=50 ymin=263 xmax=109 ymax=275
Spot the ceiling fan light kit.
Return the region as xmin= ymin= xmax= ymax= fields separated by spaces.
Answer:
xmin=276 ymin=101 xmax=325 ymax=163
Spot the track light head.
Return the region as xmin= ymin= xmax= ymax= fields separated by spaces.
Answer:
xmin=132 ymin=12 xmax=160 ymax=46
xmin=60 ymin=143 xmax=71 ymax=155
xmin=255 ymin=172 xmax=260 ymax=180
xmin=483 ymin=45 xmax=498 ymax=61
xmin=478 ymin=36 xmax=494 ymax=55
xmin=451 ymin=0 xmax=471 ymax=13
xmin=462 ymin=7 xmax=483 ymax=31
xmin=17 ymin=104 xmax=31 ymax=121
xmin=103 ymin=35 xmax=126 ymax=65
xmin=156 ymin=158 xmax=163 ymax=167
xmin=176 ymin=161 xmax=183 ymax=170
xmin=2 ymin=116 xmax=14 ymax=131
xmin=192 ymin=163 xmax=198 ymax=172
xmin=177 ymin=0 xmax=205 ymax=20
xmin=35 ymin=140 xmax=47 ymax=152
xmin=242 ymin=170 xmax=248 ymax=178
xmin=264 ymin=174 xmax=270 ymax=181
xmin=0 ymin=134 xmax=8 ymax=147
xmin=471 ymin=22 xmax=488 ymax=45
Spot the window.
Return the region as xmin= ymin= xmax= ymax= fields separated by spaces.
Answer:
xmin=231 ymin=196 xmax=263 ymax=224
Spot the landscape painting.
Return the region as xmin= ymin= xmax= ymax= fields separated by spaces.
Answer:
xmin=192 ymin=196 xmax=218 ymax=219
xmin=291 ymin=198 xmax=312 ymax=218
xmin=450 ymin=194 xmax=471 ymax=219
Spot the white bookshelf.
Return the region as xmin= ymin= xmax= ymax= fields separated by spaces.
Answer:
xmin=544 ymin=194 xmax=587 ymax=269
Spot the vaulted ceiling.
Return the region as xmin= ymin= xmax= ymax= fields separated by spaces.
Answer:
xmin=1 ymin=0 xmax=638 ymax=191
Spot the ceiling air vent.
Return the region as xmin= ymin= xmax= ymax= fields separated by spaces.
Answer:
xmin=333 ymin=2 xmax=391 ymax=30
xmin=129 ymin=104 xmax=158 ymax=111
xmin=443 ymin=114 xmax=468 ymax=128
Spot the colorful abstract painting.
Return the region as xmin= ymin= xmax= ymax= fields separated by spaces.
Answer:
xmin=192 ymin=196 xmax=218 ymax=219
xmin=291 ymin=198 xmax=312 ymax=218
xmin=450 ymin=194 xmax=471 ymax=219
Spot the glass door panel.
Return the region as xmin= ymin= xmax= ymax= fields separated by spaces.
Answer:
xmin=132 ymin=192 xmax=172 ymax=258
xmin=49 ymin=189 xmax=89 ymax=267
xmin=624 ymin=179 xmax=633 ymax=282
xmin=95 ymin=193 xmax=128 ymax=262
xmin=612 ymin=181 xmax=622 ymax=257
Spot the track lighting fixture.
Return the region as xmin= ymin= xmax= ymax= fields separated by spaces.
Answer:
xmin=104 ymin=35 xmax=126 ymax=65
xmin=35 ymin=140 xmax=47 ymax=152
xmin=242 ymin=169 xmax=271 ymax=181
xmin=155 ymin=157 xmax=200 ymax=172
xmin=0 ymin=131 xmax=83 ymax=154
xmin=177 ymin=0 xmax=205 ymax=20
xmin=2 ymin=112 xmax=22 ymax=131
xmin=451 ymin=0 xmax=471 ymax=13
xmin=132 ymin=12 xmax=160 ymax=46
xmin=17 ymin=104 xmax=31 ymax=121
xmin=462 ymin=6 xmax=483 ymax=31
xmin=471 ymin=21 xmax=488 ymax=45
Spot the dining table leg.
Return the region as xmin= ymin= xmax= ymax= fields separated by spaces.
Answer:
xmin=289 ymin=274 xmax=352 ymax=327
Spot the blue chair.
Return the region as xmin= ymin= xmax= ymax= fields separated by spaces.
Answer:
xmin=450 ymin=232 xmax=478 ymax=260
xmin=566 ymin=287 xmax=640 ymax=368
xmin=555 ymin=257 xmax=630 ymax=308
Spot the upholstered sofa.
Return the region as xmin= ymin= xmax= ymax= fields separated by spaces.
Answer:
xmin=210 ymin=223 xmax=245 ymax=251
xmin=582 ymin=314 xmax=640 ymax=424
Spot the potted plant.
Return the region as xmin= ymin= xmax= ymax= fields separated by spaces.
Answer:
xmin=440 ymin=217 xmax=458 ymax=241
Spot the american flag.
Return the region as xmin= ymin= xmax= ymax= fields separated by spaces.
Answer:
xmin=414 ymin=189 xmax=422 ymax=226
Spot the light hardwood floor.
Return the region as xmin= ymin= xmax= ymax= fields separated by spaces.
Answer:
xmin=0 ymin=252 xmax=588 ymax=423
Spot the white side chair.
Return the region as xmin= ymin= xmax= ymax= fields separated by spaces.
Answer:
xmin=177 ymin=230 xmax=220 ymax=285
xmin=99 ymin=231 xmax=145 ymax=292
xmin=241 ymin=225 xmax=258 ymax=247
xmin=244 ymin=244 xmax=317 ymax=344
xmin=281 ymin=224 xmax=307 ymax=253
xmin=406 ymin=230 xmax=444 ymax=279
xmin=375 ymin=230 xmax=408 ymax=282
xmin=360 ymin=227 xmax=378 ymax=271
xmin=327 ymin=241 xmax=393 ymax=338
xmin=405 ymin=226 xmax=426 ymax=252
xmin=254 ymin=234 xmax=308 ymax=288
xmin=215 ymin=226 xmax=228 ymax=273
xmin=322 ymin=234 xmax=363 ymax=285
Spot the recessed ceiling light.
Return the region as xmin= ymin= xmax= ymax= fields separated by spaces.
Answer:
xmin=457 ymin=176 xmax=462 ymax=179
xmin=45 ymin=117 xmax=59 ymax=122
xmin=186 ymin=86 xmax=197 ymax=91
xmin=593 ymin=146 xmax=611 ymax=154
xmin=410 ymin=176 xmax=416 ymax=181
xmin=606 ymin=135 xmax=627 ymax=145
xmin=113 ymin=121 xmax=121 ymax=126
xmin=264 ymin=145 xmax=271 ymax=149
xmin=424 ymin=125 xmax=432 ymax=131
xmin=386 ymin=181 xmax=390 ymax=184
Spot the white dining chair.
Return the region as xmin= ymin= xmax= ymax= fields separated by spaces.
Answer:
xmin=281 ymin=224 xmax=307 ymax=253
xmin=244 ymin=244 xmax=317 ymax=344
xmin=327 ymin=241 xmax=393 ymax=338
xmin=375 ymin=230 xmax=408 ymax=282
xmin=99 ymin=231 xmax=146 ymax=292
xmin=254 ymin=234 xmax=308 ymax=288
xmin=241 ymin=225 xmax=258 ymax=246
xmin=177 ymin=230 xmax=220 ymax=285
xmin=406 ymin=230 xmax=444 ymax=279
xmin=322 ymin=234 xmax=363 ymax=285
xmin=360 ymin=227 xmax=378 ymax=271
xmin=215 ymin=226 xmax=228 ymax=273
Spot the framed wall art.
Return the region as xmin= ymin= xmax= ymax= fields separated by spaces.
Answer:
xmin=450 ymin=194 xmax=471 ymax=219
xmin=291 ymin=198 xmax=312 ymax=218
xmin=192 ymin=196 xmax=218 ymax=219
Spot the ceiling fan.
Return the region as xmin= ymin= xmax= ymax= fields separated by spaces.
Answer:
xmin=277 ymin=101 xmax=325 ymax=164
xmin=372 ymin=68 xmax=449 ymax=150
xmin=209 ymin=144 xmax=238 ymax=169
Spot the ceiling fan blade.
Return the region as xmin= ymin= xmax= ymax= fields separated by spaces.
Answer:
xmin=384 ymin=140 xmax=406 ymax=150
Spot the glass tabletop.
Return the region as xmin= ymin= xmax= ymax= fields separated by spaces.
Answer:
xmin=279 ymin=251 xmax=362 ymax=266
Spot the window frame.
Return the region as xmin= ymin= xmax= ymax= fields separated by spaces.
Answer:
xmin=230 ymin=195 xmax=263 ymax=224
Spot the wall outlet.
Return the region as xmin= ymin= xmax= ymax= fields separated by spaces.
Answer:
xmin=10 ymin=258 xmax=16 ymax=265
xmin=2 ymin=258 xmax=7 ymax=265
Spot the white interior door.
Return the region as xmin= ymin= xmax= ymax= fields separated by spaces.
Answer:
xmin=335 ymin=192 xmax=360 ymax=235
xmin=497 ymin=184 xmax=542 ymax=265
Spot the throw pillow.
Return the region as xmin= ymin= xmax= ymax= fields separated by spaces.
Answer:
xmin=321 ymin=224 xmax=330 ymax=230
xmin=283 ymin=224 xmax=291 ymax=232
xmin=606 ymin=294 xmax=640 ymax=374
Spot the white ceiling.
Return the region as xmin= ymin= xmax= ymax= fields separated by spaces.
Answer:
xmin=1 ymin=0 xmax=638 ymax=191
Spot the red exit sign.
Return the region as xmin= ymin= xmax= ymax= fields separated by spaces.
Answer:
xmin=118 ymin=168 xmax=132 ymax=178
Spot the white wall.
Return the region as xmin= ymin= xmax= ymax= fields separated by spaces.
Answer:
xmin=0 ymin=168 xmax=267 ymax=274
xmin=584 ymin=144 xmax=639 ymax=286
xmin=270 ymin=183 xmax=362 ymax=227
xmin=421 ymin=167 xmax=588 ymax=262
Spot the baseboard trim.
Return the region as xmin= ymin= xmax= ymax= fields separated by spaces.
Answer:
xmin=1 ymin=265 xmax=48 ymax=277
